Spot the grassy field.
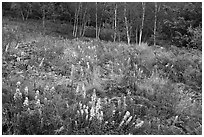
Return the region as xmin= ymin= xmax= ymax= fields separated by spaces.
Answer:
xmin=2 ymin=18 xmax=202 ymax=135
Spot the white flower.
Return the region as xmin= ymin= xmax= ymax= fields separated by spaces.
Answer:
xmin=76 ymin=84 xmax=80 ymax=94
xmin=125 ymin=116 xmax=132 ymax=125
xmin=17 ymin=57 xmax=21 ymax=62
xmin=23 ymin=97 xmax=29 ymax=106
xmin=123 ymin=111 xmax=130 ymax=121
xmin=44 ymin=85 xmax=49 ymax=91
xmin=91 ymin=89 xmax=97 ymax=103
xmin=50 ymin=87 xmax=55 ymax=92
xmin=82 ymin=83 xmax=86 ymax=98
xmin=35 ymin=99 xmax=41 ymax=108
xmin=119 ymin=120 xmax=125 ymax=127
xmin=135 ymin=119 xmax=144 ymax=128
xmin=83 ymin=104 xmax=86 ymax=109
xmin=90 ymin=106 xmax=95 ymax=118
xmin=14 ymin=88 xmax=22 ymax=100
xmin=24 ymin=87 xmax=29 ymax=96
xmin=78 ymin=102 xmax=82 ymax=109
xmin=16 ymin=88 xmax=20 ymax=93
xmin=84 ymin=107 xmax=88 ymax=115
xmin=16 ymin=81 xmax=21 ymax=86
xmin=44 ymin=97 xmax=48 ymax=104
xmin=97 ymin=111 xmax=103 ymax=122
xmin=96 ymin=98 xmax=101 ymax=111
xmin=77 ymin=110 xmax=80 ymax=116
xmin=80 ymin=109 xmax=84 ymax=116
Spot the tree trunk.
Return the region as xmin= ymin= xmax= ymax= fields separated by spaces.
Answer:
xmin=20 ymin=10 xmax=25 ymax=21
xmin=139 ymin=2 xmax=145 ymax=45
xmin=124 ymin=3 xmax=130 ymax=45
xmin=97 ymin=3 xmax=106 ymax=39
xmin=25 ymin=3 xmax=31 ymax=21
xmin=80 ymin=3 xmax=87 ymax=36
xmin=42 ymin=5 xmax=45 ymax=35
xmin=154 ymin=2 xmax=157 ymax=46
xmin=95 ymin=2 xmax=98 ymax=39
xmin=114 ymin=3 xmax=117 ymax=42
xmin=74 ymin=2 xmax=82 ymax=37
xmin=135 ymin=27 xmax=138 ymax=44
xmin=73 ymin=4 xmax=78 ymax=36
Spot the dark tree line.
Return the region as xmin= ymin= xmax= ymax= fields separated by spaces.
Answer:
xmin=2 ymin=2 xmax=202 ymax=49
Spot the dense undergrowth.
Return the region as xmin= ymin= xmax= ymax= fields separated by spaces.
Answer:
xmin=2 ymin=18 xmax=202 ymax=135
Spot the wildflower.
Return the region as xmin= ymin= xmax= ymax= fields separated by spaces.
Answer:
xmin=76 ymin=84 xmax=80 ymax=94
xmin=112 ymin=108 xmax=116 ymax=116
xmin=14 ymin=88 xmax=22 ymax=100
xmin=17 ymin=57 xmax=21 ymax=62
xmin=82 ymin=83 xmax=86 ymax=98
xmin=24 ymin=86 xmax=29 ymax=96
xmin=126 ymin=89 xmax=131 ymax=95
xmin=84 ymin=108 xmax=88 ymax=115
xmin=44 ymin=85 xmax=49 ymax=91
xmin=85 ymin=113 xmax=89 ymax=121
xmin=80 ymin=109 xmax=84 ymax=116
xmin=44 ymin=97 xmax=48 ymax=104
xmin=78 ymin=102 xmax=82 ymax=109
xmin=119 ymin=120 xmax=125 ymax=128
xmin=75 ymin=121 xmax=78 ymax=127
xmin=96 ymin=98 xmax=101 ymax=110
xmin=55 ymin=126 xmax=64 ymax=134
xmin=50 ymin=87 xmax=55 ymax=93
xmin=125 ymin=111 xmax=130 ymax=119
xmin=125 ymin=116 xmax=132 ymax=125
xmin=123 ymin=96 xmax=127 ymax=109
xmin=35 ymin=90 xmax=40 ymax=100
xmin=90 ymin=106 xmax=95 ymax=120
xmin=91 ymin=89 xmax=97 ymax=103
xmin=77 ymin=110 xmax=80 ymax=116
xmin=83 ymin=104 xmax=86 ymax=109
xmin=97 ymin=111 xmax=103 ymax=123
xmin=118 ymin=99 xmax=121 ymax=109
xmin=135 ymin=118 xmax=144 ymax=128
xmin=23 ymin=97 xmax=29 ymax=106
xmin=70 ymin=64 xmax=75 ymax=79
xmin=65 ymin=101 xmax=69 ymax=108
xmin=35 ymin=99 xmax=41 ymax=108
xmin=87 ymin=62 xmax=90 ymax=70
xmin=16 ymin=81 xmax=21 ymax=88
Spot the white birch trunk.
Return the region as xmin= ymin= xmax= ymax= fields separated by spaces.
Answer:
xmin=154 ymin=2 xmax=157 ymax=46
xmin=95 ymin=2 xmax=98 ymax=39
xmin=124 ymin=3 xmax=130 ymax=45
xmin=139 ymin=2 xmax=145 ymax=45
xmin=114 ymin=3 xmax=117 ymax=42
xmin=74 ymin=2 xmax=81 ymax=37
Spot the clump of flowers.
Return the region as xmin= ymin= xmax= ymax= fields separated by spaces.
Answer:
xmin=24 ymin=86 xmax=29 ymax=96
xmin=14 ymin=81 xmax=22 ymax=101
xmin=23 ymin=97 xmax=29 ymax=107
xmin=14 ymin=88 xmax=22 ymax=101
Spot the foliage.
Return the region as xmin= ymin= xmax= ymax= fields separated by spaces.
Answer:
xmin=2 ymin=2 xmax=202 ymax=49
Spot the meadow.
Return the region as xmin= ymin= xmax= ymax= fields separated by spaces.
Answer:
xmin=2 ymin=18 xmax=202 ymax=135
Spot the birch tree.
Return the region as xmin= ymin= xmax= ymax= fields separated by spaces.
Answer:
xmin=114 ymin=3 xmax=117 ymax=42
xmin=80 ymin=3 xmax=87 ymax=36
xmin=139 ymin=2 xmax=145 ymax=45
xmin=124 ymin=3 xmax=130 ymax=45
xmin=10 ymin=3 xmax=32 ymax=21
xmin=73 ymin=4 xmax=78 ymax=36
xmin=95 ymin=2 xmax=98 ymax=39
xmin=73 ymin=2 xmax=82 ymax=37
xmin=153 ymin=2 xmax=161 ymax=46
